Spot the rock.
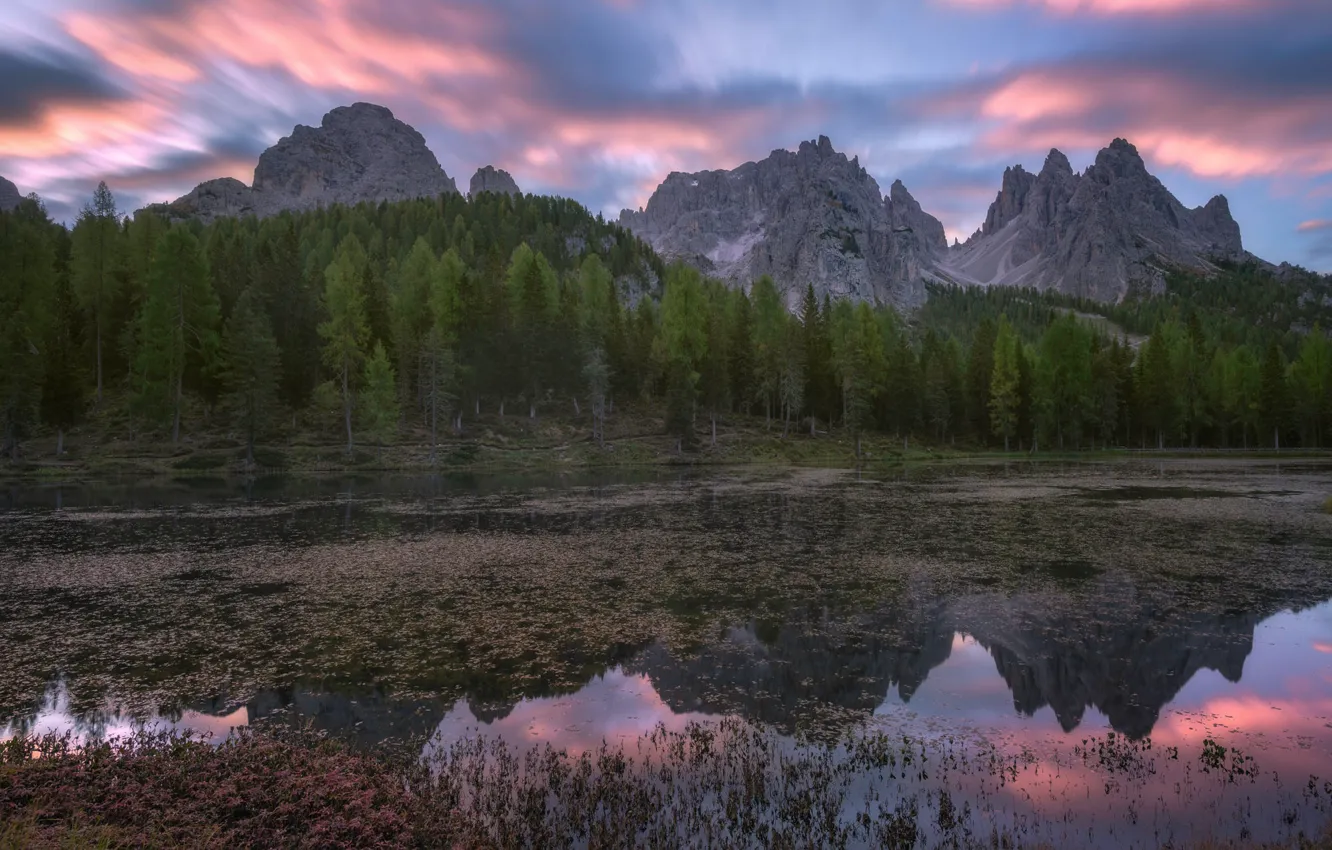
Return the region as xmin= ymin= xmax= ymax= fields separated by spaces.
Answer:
xmin=469 ymin=166 xmax=521 ymax=197
xmin=157 ymin=177 xmax=259 ymax=222
xmin=946 ymin=139 xmax=1246 ymax=301
xmin=0 ymin=176 xmax=21 ymax=212
xmin=157 ymin=103 xmax=458 ymax=223
xmin=620 ymin=136 xmax=947 ymax=308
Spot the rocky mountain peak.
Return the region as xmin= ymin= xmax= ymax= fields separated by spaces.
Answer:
xmin=0 ymin=176 xmax=20 ymax=212
xmin=620 ymin=136 xmax=947 ymax=307
xmin=156 ymin=102 xmax=458 ymax=224
xmin=945 ymin=136 xmax=1247 ymax=301
xmin=469 ymin=166 xmax=522 ymax=197
xmin=1041 ymin=148 xmax=1073 ymax=178
xmin=983 ymin=165 xmax=1036 ymax=237
xmin=1091 ymin=137 xmax=1150 ymax=181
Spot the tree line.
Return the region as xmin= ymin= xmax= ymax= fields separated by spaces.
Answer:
xmin=1 ymin=185 xmax=1329 ymax=462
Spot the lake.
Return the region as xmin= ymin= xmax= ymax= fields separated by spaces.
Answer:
xmin=3 ymin=461 xmax=1331 ymax=847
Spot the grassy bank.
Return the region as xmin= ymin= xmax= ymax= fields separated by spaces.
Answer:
xmin=6 ymin=400 xmax=1330 ymax=482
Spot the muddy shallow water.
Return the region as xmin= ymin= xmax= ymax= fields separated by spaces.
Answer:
xmin=2 ymin=460 xmax=1331 ymax=847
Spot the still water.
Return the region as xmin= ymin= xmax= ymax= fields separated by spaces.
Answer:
xmin=2 ymin=461 xmax=1331 ymax=846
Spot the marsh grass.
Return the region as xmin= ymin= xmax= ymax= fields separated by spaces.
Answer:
xmin=4 ymin=720 xmax=1328 ymax=849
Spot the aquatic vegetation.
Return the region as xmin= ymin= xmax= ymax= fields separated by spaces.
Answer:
xmin=3 ymin=721 xmax=1329 ymax=849
xmin=2 ymin=462 xmax=1332 ymax=846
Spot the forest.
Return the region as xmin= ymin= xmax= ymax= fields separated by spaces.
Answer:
xmin=2 ymin=183 xmax=1330 ymax=464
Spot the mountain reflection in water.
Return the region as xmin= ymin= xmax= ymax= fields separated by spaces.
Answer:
xmin=2 ymin=463 xmax=1332 ymax=845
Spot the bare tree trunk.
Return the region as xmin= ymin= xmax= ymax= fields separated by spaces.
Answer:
xmin=172 ymin=369 xmax=183 ymax=444
xmin=56 ymin=429 xmax=65 ymax=457
xmin=343 ymin=363 xmax=354 ymax=454
xmin=95 ymin=322 xmax=103 ymax=406
xmin=429 ymin=354 xmax=438 ymax=463
xmin=499 ymin=398 xmax=505 ymax=418
xmin=573 ymin=396 xmax=580 ymax=416
xmin=810 ymin=415 xmax=816 ymax=438
xmin=711 ymin=412 xmax=717 ymax=447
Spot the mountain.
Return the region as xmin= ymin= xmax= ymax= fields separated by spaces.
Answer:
xmin=469 ymin=166 xmax=521 ymax=197
xmin=619 ymin=136 xmax=948 ymax=308
xmin=943 ymin=140 xmax=1246 ymax=302
xmin=0 ymin=176 xmax=20 ymax=211
xmin=155 ymin=103 xmax=459 ymax=223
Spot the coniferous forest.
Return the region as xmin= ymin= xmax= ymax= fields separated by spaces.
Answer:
xmin=2 ymin=184 xmax=1331 ymax=465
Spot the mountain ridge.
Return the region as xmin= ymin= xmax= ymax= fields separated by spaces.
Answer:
xmin=618 ymin=135 xmax=949 ymax=308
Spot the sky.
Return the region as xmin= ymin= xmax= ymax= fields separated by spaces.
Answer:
xmin=1 ymin=0 xmax=1330 ymax=271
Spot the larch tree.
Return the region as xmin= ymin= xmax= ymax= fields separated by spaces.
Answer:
xmin=360 ymin=342 xmax=400 ymax=458
xmin=658 ymin=263 xmax=709 ymax=445
xmin=319 ymin=235 xmax=370 ymax=454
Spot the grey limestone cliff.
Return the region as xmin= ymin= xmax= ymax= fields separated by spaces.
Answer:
xmin=619 ymin=136 xmax=947 ymax=308
xmin=156 ymin=103 xmax=458 ymax=223
xmin=0 ymin=176 xmax=21 ymax=212
xmin=469 ymin=166 xmax=521 ymax=197
xmin=945 ymin=139 xmax=1245 ymax=301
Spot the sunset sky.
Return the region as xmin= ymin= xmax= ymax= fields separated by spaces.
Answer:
xmin=1 ymin=0 xmax=1329 ymax=270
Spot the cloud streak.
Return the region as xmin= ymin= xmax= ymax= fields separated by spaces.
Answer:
xmin=0 ymin=0 xmax=1326 ymax=268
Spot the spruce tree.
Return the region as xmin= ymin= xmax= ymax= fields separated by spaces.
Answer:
xmin=990 ymin=318 xmax=1020 ymax=451
xmin=0 ymin=199 xmax=55 ymax=460
xmin=223 ymin=287 xmax=281 ymax=466
xmin=134 ymin=227 xmax=219 ymax=443
xmin=70 ymin=182 xmax=121 ymax=405
xmin=41 ymin=266 xmax=86 ymax=456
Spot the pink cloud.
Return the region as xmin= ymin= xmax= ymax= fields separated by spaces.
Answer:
xmin=947 ymin=0 xmax=1259 ymax=14
xmin=1299 ymin=220 xmax=1332 ymax=233
xmin=973 ymin=68 xmax=1332 ymax=179
xmin=50 ymin=0 xmax=778 ymax=210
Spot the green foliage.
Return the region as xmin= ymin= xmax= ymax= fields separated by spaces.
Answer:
xmin=990 ymin=318 xmax=1020 ymax=450
xmin=360 ymin=342 xmax=400 ymax=449
xmin=132 ymin=226 xmax=219 ymax=442
xmin=223 ymin=287 xmax=281 ymax=462
xmin=320 ymin=235 xmax=370 ymax=451
xmin=659 ymin=263 xmax=709 ymax=442
xmin=4 ymin=185 xmax=1330 ymax=460
xmin=69 ymin=182 xmax=121 ymax=404
xmin=0 ymin=199 xmax=56 ymax=459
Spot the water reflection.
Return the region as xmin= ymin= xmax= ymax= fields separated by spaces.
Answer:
xmin=3 ymin=463 xmax=1332 ymax=843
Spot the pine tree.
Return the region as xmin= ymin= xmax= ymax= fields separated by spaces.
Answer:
xmin=41 ymin=263 xmax=86 ymax=456
xmin=989 ymin=320 xmax=1020 ymax=451
xmin=390 ymin=237 xmax=438 ymax=420
xmin=319 ymin=235 xmax=370 ymax=454
xmin=727 ymin=291 xmax=755 ymax=414
xmin=750 ymin=276 xmax=785 ymax=428
xmin=966 ymin=318 xmax=998 ymax=444
xmin=1291 ymin=327 xmax=1331 ymax=448
xmin=134 ymin=226 xmax=220 ymax=443
xmin=223 ymin=287 xmax=280 ymax=466
xmin=70 ymin=182 xmax=121 ymax=405
xmin=844 ymin=303 xmax=885 ymax=458
xmin=800 ymin=284 xmax=832 ymax=435
xmin=1258 ymin=341 xmax=1289 ymax=450
xmin=0 ymin=199 xmax=55 ymax=460
xmin=425 ymin=248 xmax=464 ymax=446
